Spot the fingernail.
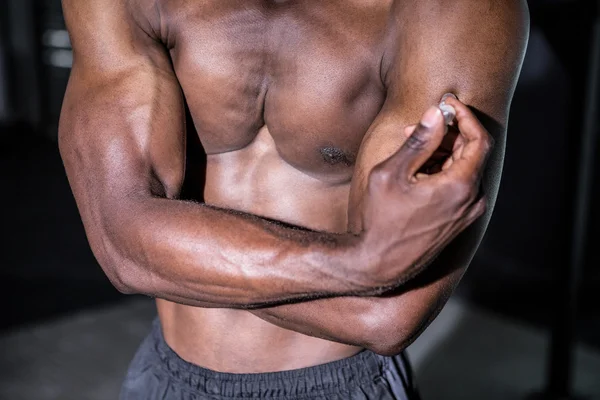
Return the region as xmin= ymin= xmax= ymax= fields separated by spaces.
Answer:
xmin=439 ymin=103 xmax=456 ymax=125
xmin=441 ymin=93 xmax=457 ymax=103
xmin=421 ymin=106 xmax=441 ymax=128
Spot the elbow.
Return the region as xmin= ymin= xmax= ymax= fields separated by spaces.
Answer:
xmin=104 ymin=246 xmax=152 ymax=296
xmin=90 ymin=235 xmax=145 ymax=296
xmin=78 ymin=194 xmax=154 ymax=296
xmin=107 ymin=267 xmax=139 ymax=295
xmin=362 ymin=327 xmax=412 ymax=357
xmin=369 ymin=340 xmax=411 ymax=358
xmin=99 ymin=254 xmax=141 ymax=295
xmin=357 ymin=309 xmax=418 ymax=357
xmin=107 ymin=272 xmax=137 ymax=295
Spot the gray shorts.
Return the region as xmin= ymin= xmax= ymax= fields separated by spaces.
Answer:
xmin=120 ymin=318 xmax=421 ymax=400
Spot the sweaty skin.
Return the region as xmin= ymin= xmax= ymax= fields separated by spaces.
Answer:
xmin=60 ymin=0 xmax=529 ymax=373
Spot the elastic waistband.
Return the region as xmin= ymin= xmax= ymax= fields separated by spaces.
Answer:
xmin=150 ymin=318 xmax=386 ymax=398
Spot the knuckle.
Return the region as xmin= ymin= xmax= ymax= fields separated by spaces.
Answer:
xmin=413 ymin=183 xmax=435 ymax=200
xmin=404 ymin=130 xmax=429 ymax=151
xmin=447 ymin=178 xmax=476 ymax=203
xmin=369 ymin=166 xmax=394 ymax=188
xmin=479 ymin=197 xmax=488 ymax=215
xmin=482 ymin=133 xmax=495 ymax=152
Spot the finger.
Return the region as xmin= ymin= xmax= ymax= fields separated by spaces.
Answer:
xmin=466 ymin=196 xmax=487 ymax=222
xmin=392 ymin=106 xmax=446 ymax=179
xmin=442 ymin=133 xmax=466 ymax=170
xmin=442 ymin=97 xmax=494 ymax=180
xmin=413 ymin=172 xmax=430 ymax=182
xmin=442 ymin=196 xmax=487 ymax=247
xmin=404 ymin=124 xmax=417 ymax=136
xmin=442 ymin=156 xmax=453 ymax=171
xmin=452 ymin=130 xmax=466 ymax=152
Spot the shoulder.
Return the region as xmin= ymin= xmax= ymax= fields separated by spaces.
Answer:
xmin=63 ymin=0 xmax=169 ymax=74
xmin=62 ymin=0 xmax=162 ymax=41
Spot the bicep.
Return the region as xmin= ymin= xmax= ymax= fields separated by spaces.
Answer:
xmin=59 ymin=0 xmax=186 ymax=255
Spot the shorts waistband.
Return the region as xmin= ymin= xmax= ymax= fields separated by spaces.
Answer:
xmin=150 ymin=318 xmax=386 ymax=398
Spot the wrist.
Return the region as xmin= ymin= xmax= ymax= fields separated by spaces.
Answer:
xmin=335 ymin=230 xmax=385 ymax=293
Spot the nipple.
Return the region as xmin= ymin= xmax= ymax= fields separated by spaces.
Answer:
xmin=320 ymin=146 xmax=354 ymax=166
xmin=439 ymin=93 xmax=457 ymax=126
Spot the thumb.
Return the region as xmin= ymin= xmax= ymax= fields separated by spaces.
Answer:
xmin=391 ymin=106 xmax=446 ymax=180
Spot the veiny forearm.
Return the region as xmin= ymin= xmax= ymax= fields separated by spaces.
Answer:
xmin=59 ymin=71 xmax=395 ymax=310
xmin=248 ymin=196 xmax=492 ymax=354
xmin=101 ymin=194 xmax=381 ymax=308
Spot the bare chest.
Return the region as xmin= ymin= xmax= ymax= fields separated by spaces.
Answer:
xmin=158 ymin=0 xmax=391 ymax=177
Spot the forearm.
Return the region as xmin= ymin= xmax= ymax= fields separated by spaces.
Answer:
xmin=250 ymin=263 xmax=464 ymax=355
xmin=99 ymin=194 xmax=382 ymax=308
xmin=251 ymin=178 xmax=497 ymax=354
xmin=60 ymin=74 xmax=378 ymax=308
xmin=251 ymin=296 xmax=378 ymax=347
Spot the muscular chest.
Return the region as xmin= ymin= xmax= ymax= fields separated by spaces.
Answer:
xmin=159 ymin=0 xmax=391 ymax=177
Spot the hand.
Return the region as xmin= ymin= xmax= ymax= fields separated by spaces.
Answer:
xmin=357 ymin=96 xmax=493 ymax=288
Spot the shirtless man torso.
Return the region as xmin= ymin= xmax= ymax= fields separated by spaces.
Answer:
xmin=59 ymin=0 xmax=529 ymax=398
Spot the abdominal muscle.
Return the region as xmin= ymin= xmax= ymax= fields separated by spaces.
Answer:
xmin=157 ymin=126 xmax=363 ymax=373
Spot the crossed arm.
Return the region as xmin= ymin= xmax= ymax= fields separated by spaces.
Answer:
xmin=250 ymin=0 xmax=530 ymax=354
xmin=60 ymin=0 xmax=529 ymax=355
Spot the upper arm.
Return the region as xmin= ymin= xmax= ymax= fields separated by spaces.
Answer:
xmin=348 ymin=0 xmax=530 ymax=231
xmin=59 ymin=0 xmax=185 ymax=268
xmin=343 ymin=1 xmax=529 ymax=353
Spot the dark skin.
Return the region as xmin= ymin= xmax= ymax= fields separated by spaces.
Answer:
xmin=60 ymin=0 xmax=529 ymax=373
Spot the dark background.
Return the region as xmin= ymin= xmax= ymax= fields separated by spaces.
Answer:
xmin=0 ymin=0 xmax=598 ymax=399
